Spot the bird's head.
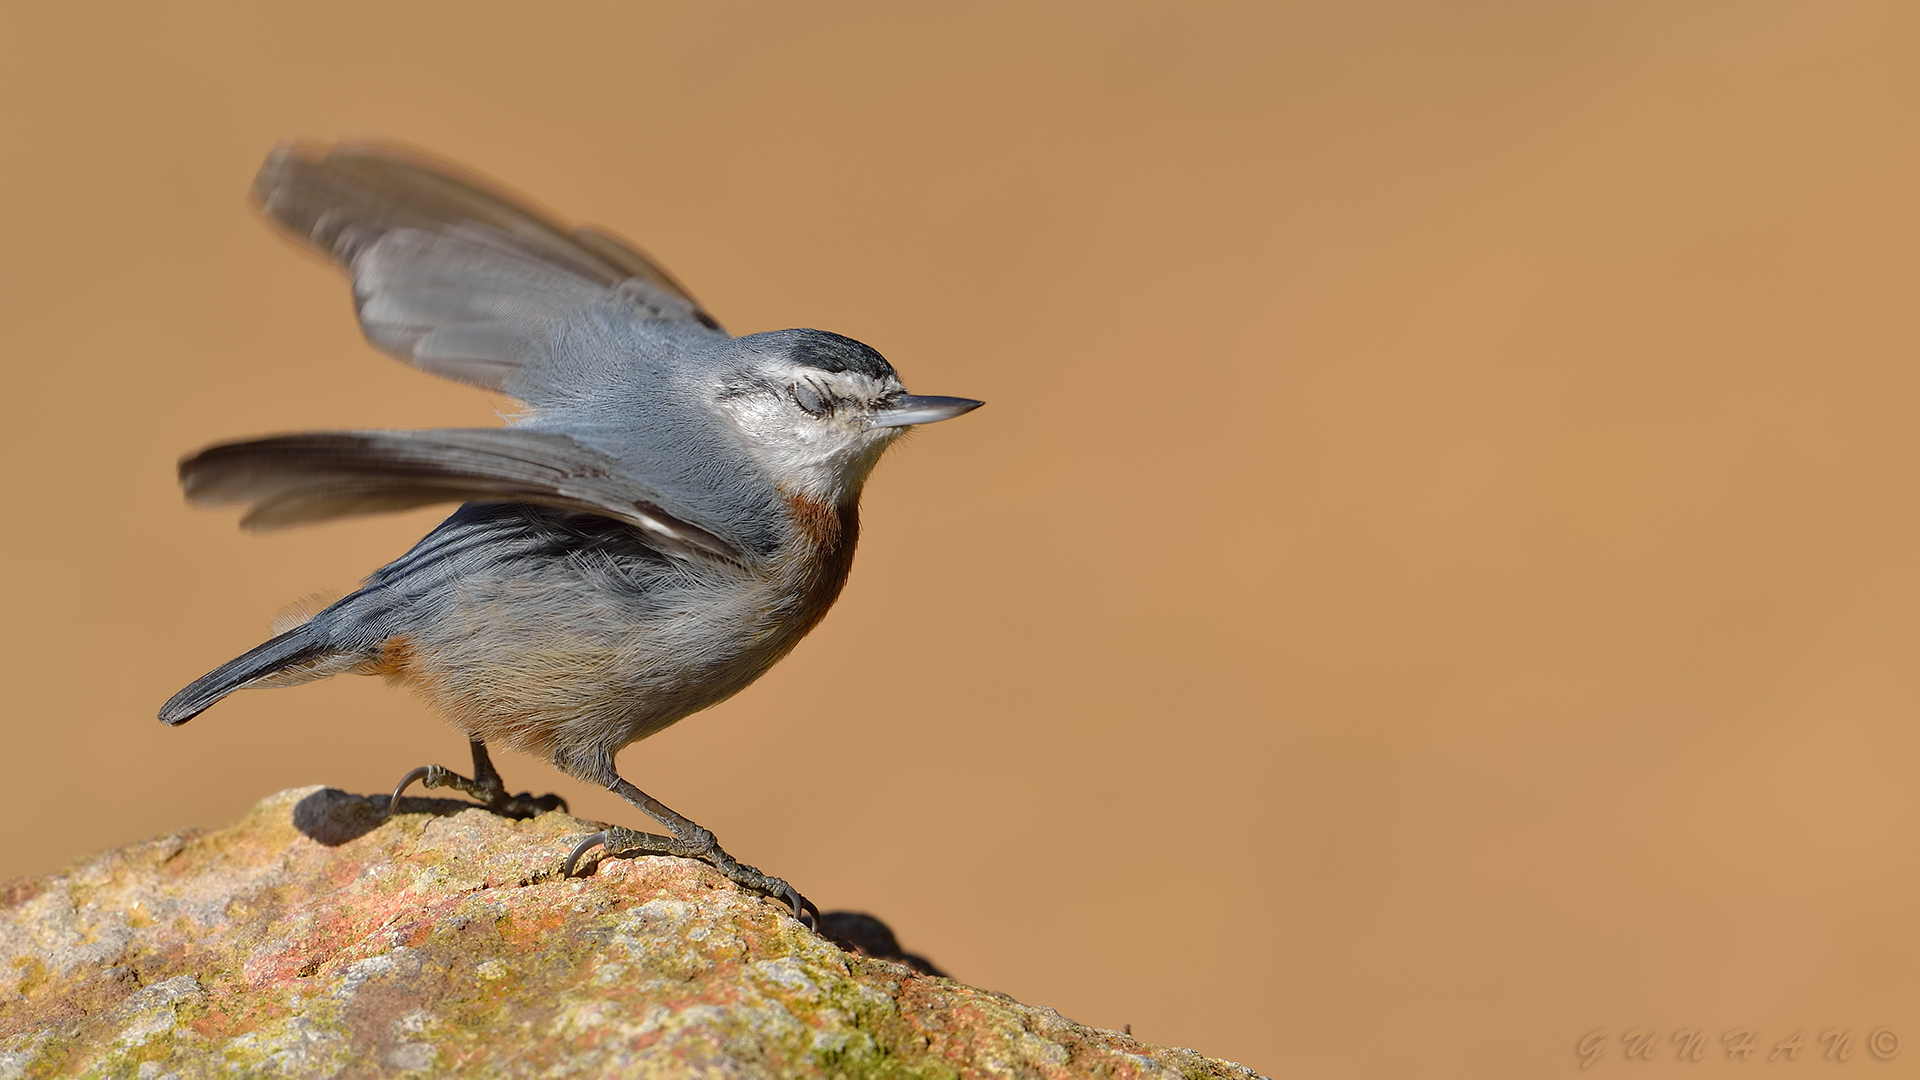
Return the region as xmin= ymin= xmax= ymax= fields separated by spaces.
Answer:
xmin=715 ymin=329 xmax=981 ymax=504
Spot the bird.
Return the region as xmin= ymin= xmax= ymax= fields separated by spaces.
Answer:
xmin=158 ymin=143 xmax=983 ymax=926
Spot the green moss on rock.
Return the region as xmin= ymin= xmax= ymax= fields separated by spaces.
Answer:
xmin=0 ymin=788 xmax=1260 ymax=1079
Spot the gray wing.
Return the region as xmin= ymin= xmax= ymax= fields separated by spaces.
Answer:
xmin=252 ymin=143 xmax=724 ymax=398
xmin=180 ymin=428 xmax=742 ymax=562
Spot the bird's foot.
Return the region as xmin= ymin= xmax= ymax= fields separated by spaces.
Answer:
xmin=564 ymin=824 xmax=819 ymax=930
xmin=387 ymin=740 xmax=567 ymax=819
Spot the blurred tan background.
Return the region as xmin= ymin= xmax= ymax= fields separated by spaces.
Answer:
xmin=5 ymin=2 xmax=1920 ymax=1074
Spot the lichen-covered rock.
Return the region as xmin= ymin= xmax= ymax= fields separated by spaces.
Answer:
xmin=0 ymin=788 xmax=1258 ymax=1079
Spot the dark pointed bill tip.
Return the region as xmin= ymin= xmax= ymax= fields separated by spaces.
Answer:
xmin=868 ymin=395 xmax=984 ymax=429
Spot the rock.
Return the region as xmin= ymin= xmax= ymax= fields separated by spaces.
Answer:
xmin=0 ymin=788 xmax=1260 ymax=1078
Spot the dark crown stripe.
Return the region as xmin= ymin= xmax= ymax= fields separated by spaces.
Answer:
xmin=787 ymin=330 xmax=896 ymax=381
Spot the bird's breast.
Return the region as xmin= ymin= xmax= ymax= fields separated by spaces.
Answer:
xmin=363 ymin=496 xmax=863 ymax=757
xmin=772 ymin=490 xmax=862 ymax=638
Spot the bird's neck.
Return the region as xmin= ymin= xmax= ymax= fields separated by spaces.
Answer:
xmin=778 ymin=490 xmax=862 ymax=637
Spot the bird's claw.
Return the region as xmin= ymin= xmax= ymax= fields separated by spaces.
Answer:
xmin=563 ymin=830 xmax=611 ymax=878
xmin=787 ymin=886 xmax=822 ymax=931
xmin=388 ymin=765 xmax=438 ymax=815
xmin=386 ymin=760 xmax=567 ymax=819
xmin=563 ymin=825 xmax=819 ymax=929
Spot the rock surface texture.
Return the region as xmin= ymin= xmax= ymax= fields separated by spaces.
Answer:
xmin=0 ymin=788 xmax=1258 ymax=1078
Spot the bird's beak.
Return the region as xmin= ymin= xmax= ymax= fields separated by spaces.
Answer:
xmin=868 ymin=395 xmax=984 ymax=429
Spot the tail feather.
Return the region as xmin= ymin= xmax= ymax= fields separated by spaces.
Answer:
xmin=159 ymin=624 xmax=333 ymax=726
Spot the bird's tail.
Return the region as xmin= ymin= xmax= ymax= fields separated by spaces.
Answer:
xmin=159 ymin=623 xmax=335 ymax=726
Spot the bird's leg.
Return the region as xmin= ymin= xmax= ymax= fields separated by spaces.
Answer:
xmin=388 ymin=738 xmax=568 ymax=819
xmin=564 ymin=775 xmax=819 ymax=930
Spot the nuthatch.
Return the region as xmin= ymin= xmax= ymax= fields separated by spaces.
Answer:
xmin=159 ymin=144 xmax=982 ymax=925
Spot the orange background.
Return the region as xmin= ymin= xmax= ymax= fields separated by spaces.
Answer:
xmin=5 ymin=3 xmax=1920 ymax=1075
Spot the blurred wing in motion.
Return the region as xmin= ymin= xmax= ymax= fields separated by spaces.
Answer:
xmin=180 ymin=427 xmax=742 ymax=562
xmin=252 ymin=143 xmax=724 ymax=397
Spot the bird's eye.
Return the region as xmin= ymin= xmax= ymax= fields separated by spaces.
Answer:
xmin=792 ymin=383 xmax=828 ymax=416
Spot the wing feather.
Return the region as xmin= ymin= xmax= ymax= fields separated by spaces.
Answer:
xmin=251 ymin=144 xmax=723 ymax=396
xmin=180 ymin=428 xmax=741 ymax=562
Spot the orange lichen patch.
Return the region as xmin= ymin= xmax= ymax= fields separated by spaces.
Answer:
xmin=494 ymin=900 xmax=586 ymax=951
xmin=0 ymin=786 xmax=1257 ymax=1078
xmin=182 ymin=994 xmax=298 ymax=1045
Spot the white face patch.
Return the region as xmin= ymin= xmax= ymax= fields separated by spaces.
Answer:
xmin=713 ymin=363 xmax=908 ymax=502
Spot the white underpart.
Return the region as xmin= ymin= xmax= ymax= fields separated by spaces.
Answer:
xmin=715 ymin=366 xmax=906 ymax=503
